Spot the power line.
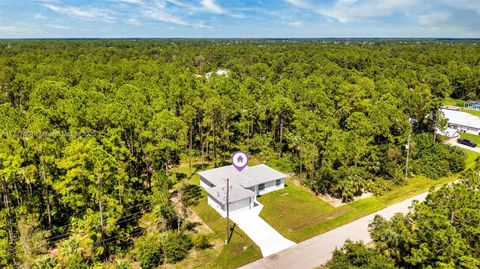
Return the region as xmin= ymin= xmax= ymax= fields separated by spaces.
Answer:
xmin=4 ymin=202 xmax=152 ymax=247
xmin=1 ymin=221 xmax=158 ymax=259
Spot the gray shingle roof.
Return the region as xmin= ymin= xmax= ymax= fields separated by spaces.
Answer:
xmin=197 ymin=164 xmax=286 ymax=188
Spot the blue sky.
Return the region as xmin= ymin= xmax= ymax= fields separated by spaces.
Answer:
xmin=1 ymin=0 xmax=479 ymax=38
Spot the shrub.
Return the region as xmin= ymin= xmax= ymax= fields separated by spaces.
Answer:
xmin=132 ymin=234 xmax=162 ymax=269
xmin=193 ymin=234 xmax=211 ymax=250
xmin=412 ymin=133 xmax=466 ymax=179
xmin=161 ymin=231 xmax=193 ymax=263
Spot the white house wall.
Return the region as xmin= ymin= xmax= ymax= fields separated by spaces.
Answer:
xmin=447 ymin=123 xmax=480 ymax=135
xmin=229 ymin=198 xmax=252 ymax=214
xmin=207 ymin=194 xmax=253 ymax=217
xmin=258 ymin=179 xmax=284 ymax=195
xmin=207 ymin=195 xmax=225 ymax=217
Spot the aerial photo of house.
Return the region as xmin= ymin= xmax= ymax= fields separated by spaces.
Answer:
xmin=198 ymin=164 xmax=286 ymax=217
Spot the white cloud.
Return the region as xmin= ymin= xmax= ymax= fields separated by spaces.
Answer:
xmin=444 ymin=0 xmax=480 ymax=14
xmin=166 ymin=0 xmax=194 ymax=9
xmin=34 ymin=13 xmax=47 ymax=19
xmin=118 ymin=0 xmax=145 ymax=4
xmin=285 ymin=0 xmax=416 ymax=23
xmin=143 ymin=8 xmax=188 ymax=25
xmin=289 ymin=21 xmax=303 ymax=26
xmin=201 ymin=0 xmax=225 ymax=14
xmin=143 ymin=8 xmax=209 ymax=28
xmin=43 ymin=4 xmax=115 ymax=23
xmin=126 ymin=17 xmax=142 ymax=25
xmin=419 ymin=11 xmax=451 ymax=28
xmin=46 ymin=24 xmax=71 ymax=30
xmin=285 ymin=0 xmax=309 ymax=8
xmin=0 ymin=25 xmax=37 ymax=35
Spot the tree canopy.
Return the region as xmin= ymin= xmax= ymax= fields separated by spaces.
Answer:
xmin=0 ymin=39 xmax=478 ymax=267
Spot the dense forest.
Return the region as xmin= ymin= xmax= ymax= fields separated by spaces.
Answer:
xmin=0 ymin=39 xmax=479 ymax=267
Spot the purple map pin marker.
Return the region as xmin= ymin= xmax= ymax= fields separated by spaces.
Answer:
xmin=232 ymin=151 xmax=248 ymax=172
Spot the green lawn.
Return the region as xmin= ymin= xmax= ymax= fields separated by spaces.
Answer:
xmin=461 ymin=133 xmax=480 ymax=148
xmin=461 ymin=108 xmax=480 ymax=118
xmin=444 ymin=97 xmax=465 ymax=107
xmin=464 ymin=147 xmax=480 ymax=168
xmin=258 ymin=149 xmax=480 ymax=243
xmin=170 ymin=149 xmax=480 ymax=267
xmin=441 ymin=97 xmax=480 ymax=117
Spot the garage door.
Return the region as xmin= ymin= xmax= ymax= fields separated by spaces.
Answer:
xmin=230 ymin=198 xmax=251 ymax=213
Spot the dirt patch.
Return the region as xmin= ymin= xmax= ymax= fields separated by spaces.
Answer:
xmin=316 ymin=193 xmax=344 ymax=208
xmin=290 ymin=178 xmax=344 ymax=207
xmin=290 ymin=177 xmax=374 ymax=207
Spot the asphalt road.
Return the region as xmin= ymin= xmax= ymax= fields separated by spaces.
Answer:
xmin=240 ymin=192 xmax=428 ymax=269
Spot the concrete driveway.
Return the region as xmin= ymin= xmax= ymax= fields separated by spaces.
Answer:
xmin=230 ymin=203 xmax=296 ymax=257
xmin=445 ymin=137 xmax=480 ymax=153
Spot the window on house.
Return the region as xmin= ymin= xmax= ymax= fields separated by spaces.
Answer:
xmin=258 ymin=183 xmax=265 ymax=191
xmin=276 ymin=179 xmax=282 ymax=186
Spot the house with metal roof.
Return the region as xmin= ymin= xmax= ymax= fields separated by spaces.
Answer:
xmin=198 ymin=164 xmax=286 ymax=217
xmin=442 ymin=108 xmax=480 ymax=135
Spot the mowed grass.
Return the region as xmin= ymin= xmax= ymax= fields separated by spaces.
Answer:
xmin=444 ymin=97 xmax=465 ymax=107
xmin=460 ymin=133 xmax=480 ymax=148
xmin=171 ymin=149 xmax=479 ymax=266
xmin=464 ymin=148 xmax=480 ymax=168
xmin=442 ymin=97 xmax=480 ymax=117
xmin=461 ymin=108 xmax=480 ymax=118
xmin=258 ymin=148 xmax=480 ymax=243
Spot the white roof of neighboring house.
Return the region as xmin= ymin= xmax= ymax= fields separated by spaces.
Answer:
xmin=198 ymin=164 xmax=286 ymax=189
xmin=442 ymin=109 xmax=480 ymax=129
xmin=205 ymin=69 xmax=229 ymax=79
xmin=205 ymin=185 xmax=255 ymax=205
xmin=435 ymin=127 xmax=459 ymax=138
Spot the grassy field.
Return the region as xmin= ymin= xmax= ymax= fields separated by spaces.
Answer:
xmin=461 ymin=108 xmax=480 ymax=117
xmin=171 ymin=148 xmax=479 ymax=267
xmin=444 ymin=97 xmax=465 ymax=107
xmin=259 ymin=148 xmax=480 ymax=242
xmin=464 ymin=146 xmax=480 ymax=168
xmin=258 ymin=174 xmax=459 ymax=242
xmin=460 ymin=133 xmax=480 ymax=148
xmin=442 ymin=97 xmax=480 ymax=117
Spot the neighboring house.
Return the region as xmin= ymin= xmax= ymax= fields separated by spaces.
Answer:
xmin=205 ymin=69 xmax=229 ymax=79
xmin=442 ymin=108 xmax=480 ymax=135
xmin=198 ymin=164 xmax=286 ymax=217
xmin=435 ymin=127 xmax=459 ymax=138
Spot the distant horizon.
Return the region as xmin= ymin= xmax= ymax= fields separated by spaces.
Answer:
xmin=1 ymin=0 xmax=479 ymax=39
xmin=2 ymin=37 xmax=480 ymax=41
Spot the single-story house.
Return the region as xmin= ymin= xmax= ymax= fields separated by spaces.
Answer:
xmin=442 ymin=108 xmax=480 ymax=135
xmin=198 ymin=164 xmax=286 ymax=217
xmin=435 ymin=127 xmax=460 ymax=138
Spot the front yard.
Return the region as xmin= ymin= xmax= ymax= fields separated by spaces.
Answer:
xmin=169 ymin=162 xmax=262 ymax=269
xmin=259 ymin=148 xmax=479 ymax=243
xmin=170 ymin=148 xmax=479 ymax=268
xmin=461 ymin=133 xmax=480 ymax=148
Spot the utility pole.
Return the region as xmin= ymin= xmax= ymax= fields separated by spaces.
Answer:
xmin=405 ymin=132 xmax=411 ymax=181
xmin=225 ymin=177 xmax=230 ymax=245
